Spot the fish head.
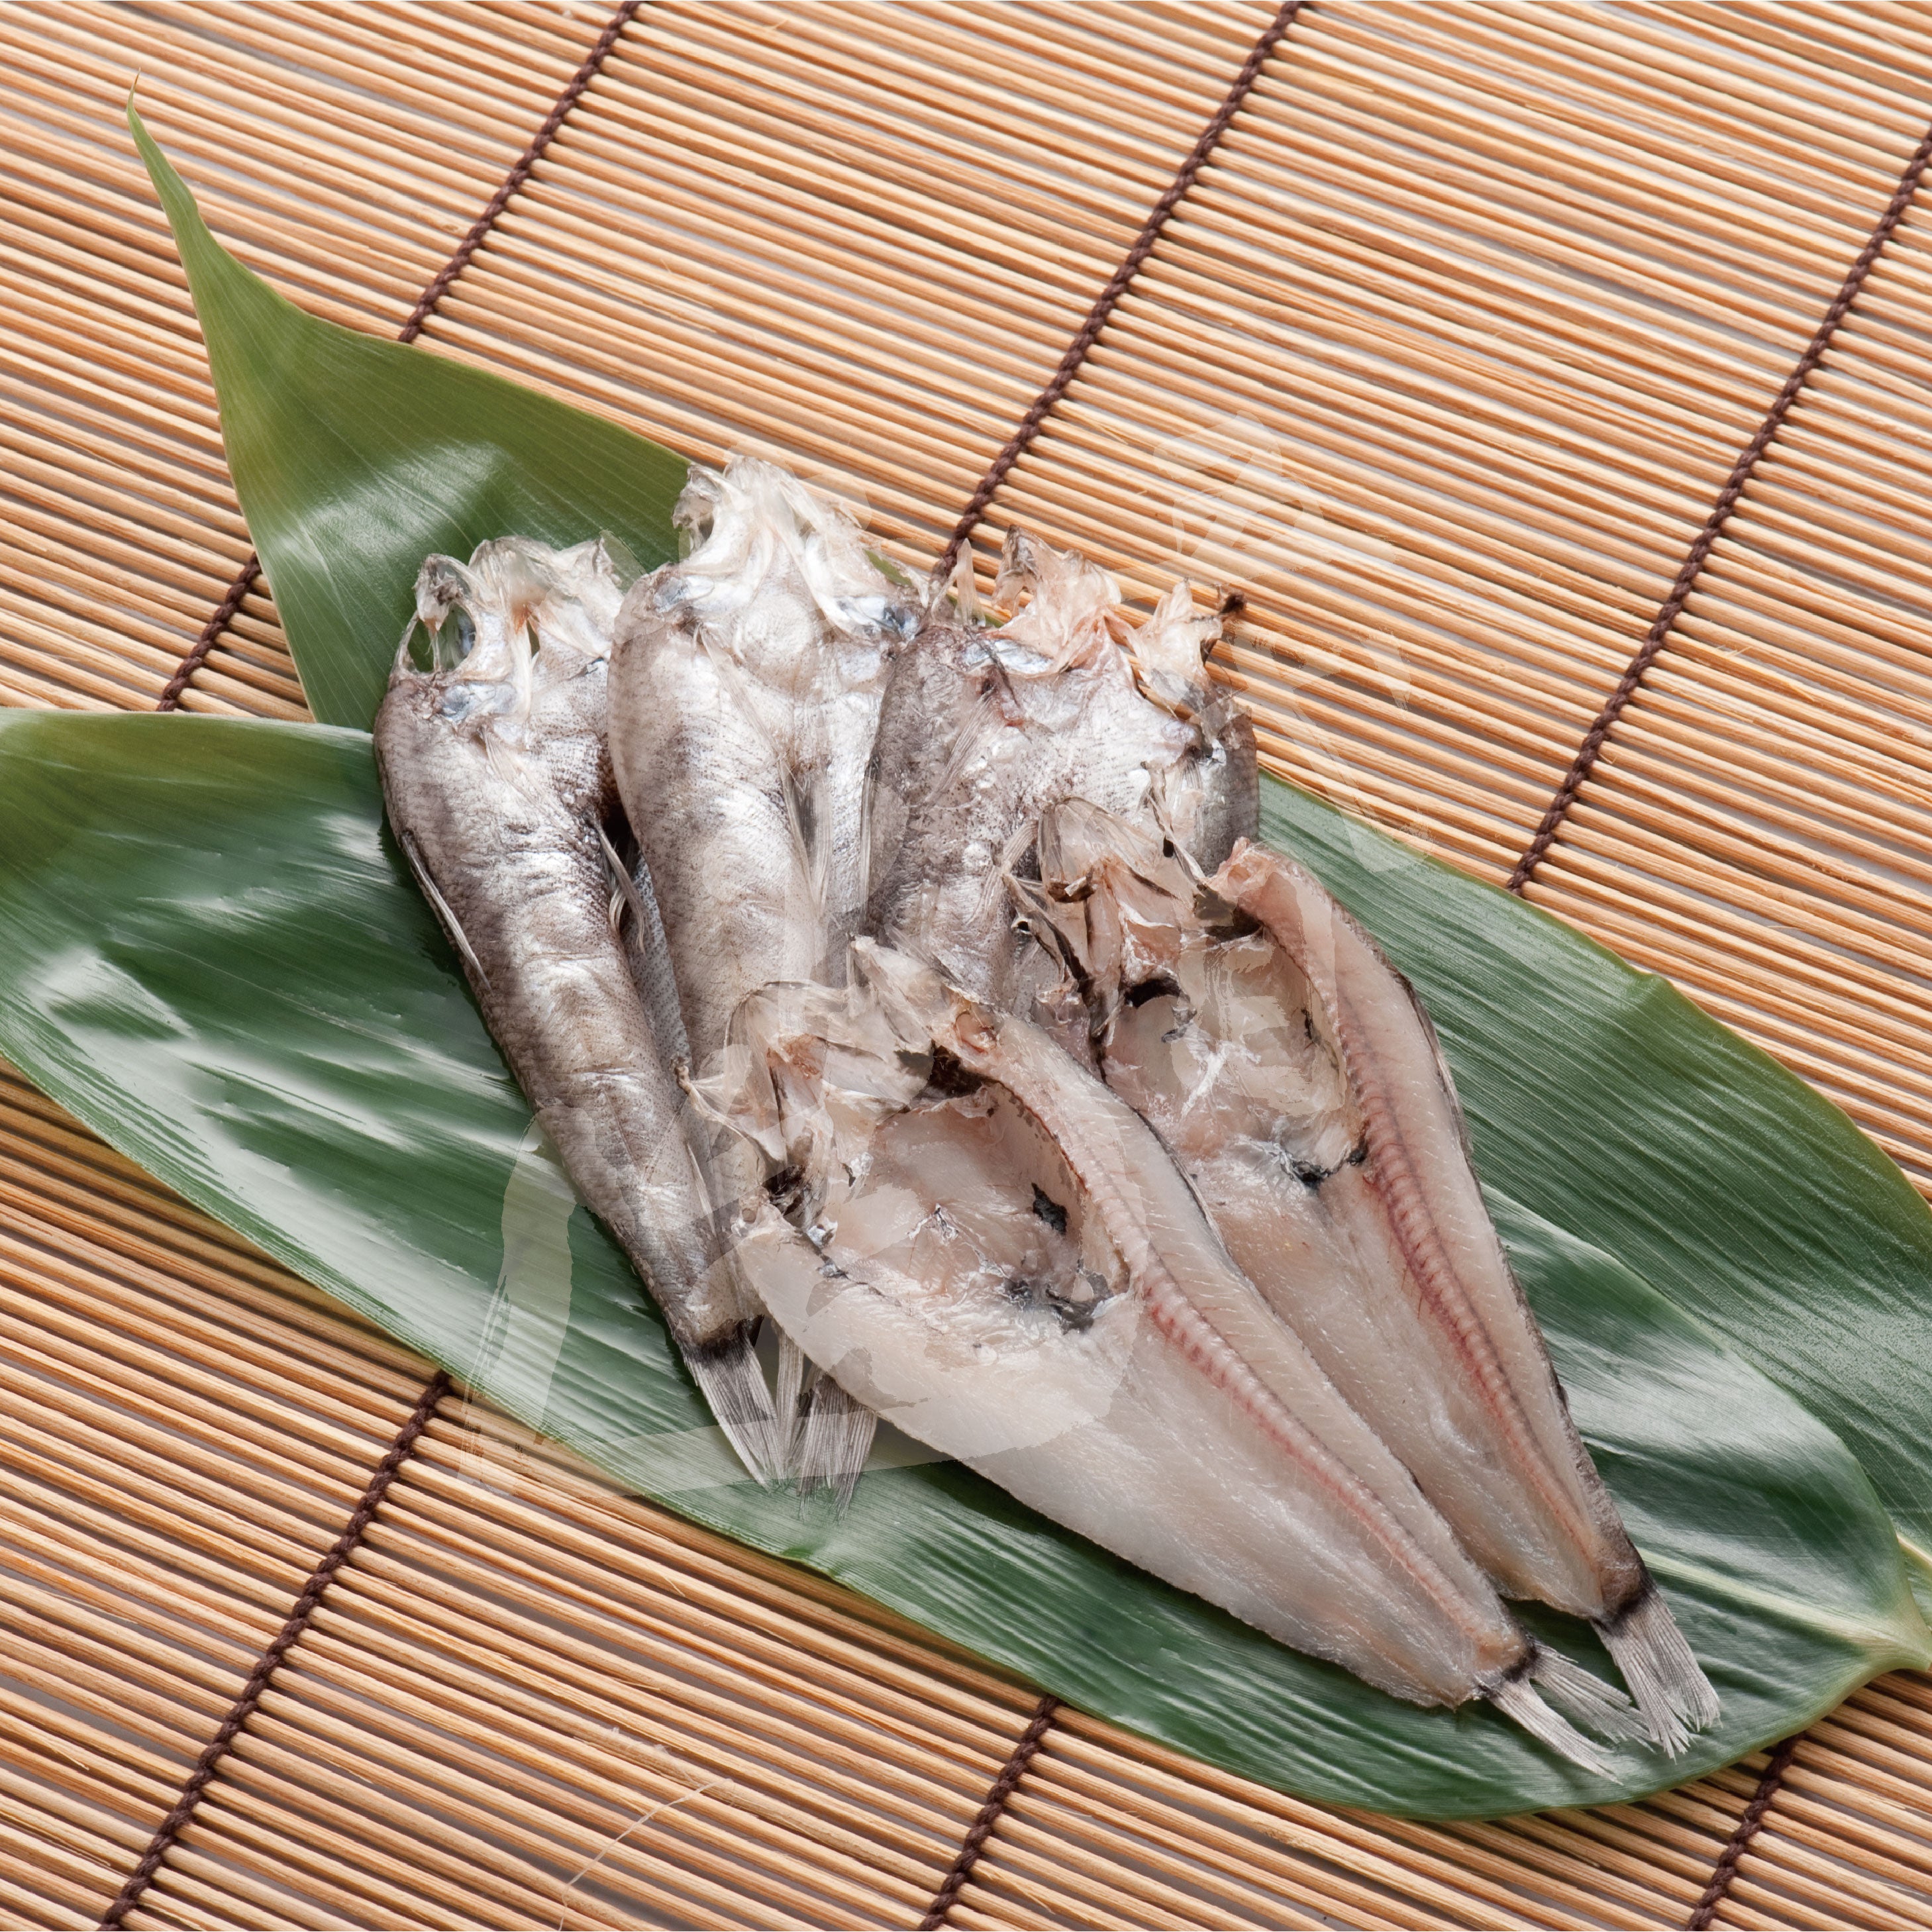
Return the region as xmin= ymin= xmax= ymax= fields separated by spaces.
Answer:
xmin=654 ymin=454 xmax=917 ymax=685
xmin=725 ymin=959 xmax=1143 ymax=1458
xmin=988 ymin=528 xmax=1123 ymax=672
xmin=393 ymin=536 xmax=621 ymax=762
xmin=1012 ymin=801 xmax=1199 ymax=1029
xmin=1125 ymin=578 xmax=1224 ymax=717
xmin=711 ymin=967 xmax=935 ymax=1221
xmin=842 ymin=937 xmax=1015 ymax=1079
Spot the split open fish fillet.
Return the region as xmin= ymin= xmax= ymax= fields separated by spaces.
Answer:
xmin=702 ymin=938 xmax=1638 ymax=1766
xmin=1020 ymin=799 xmax=1719 ymax=1751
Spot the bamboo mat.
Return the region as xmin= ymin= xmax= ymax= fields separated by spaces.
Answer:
xmin=3 ymin=2 xmax=1932 ymax=1925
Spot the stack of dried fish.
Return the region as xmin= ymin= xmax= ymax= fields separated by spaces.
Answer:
xmin=374 ymin=454 xmax=1718 ymax=1767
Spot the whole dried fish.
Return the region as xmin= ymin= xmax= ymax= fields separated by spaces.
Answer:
xmin=707 ymin=939 xmax=1637 ymax=1765
xmin=608 ymin=456 xmax=917 ymax=1062
xmin=607 ymin=456 xmax=916 ymax=1488
xmin=1024 ymin=801 xmax=1719 ymax=1751
xmin=864 ymin=531 xmax=1256 ymax=1021
xmin=374 ymin=537 xmax=779 ymax=1480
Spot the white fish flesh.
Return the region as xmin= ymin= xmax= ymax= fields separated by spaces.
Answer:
xmin=373 ymin=538 xmax=778 ymax=1480
xmin=1023 ymin=801 xmax=1718 ymax=1751
xmin=705 ymin=939 xmax=1637 ymax=1765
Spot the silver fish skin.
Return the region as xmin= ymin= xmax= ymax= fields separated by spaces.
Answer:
xmin=1028 ymin=801 xmax=1717 ymax=1752
xmin=606 ymin=456 xmax=914 ymax=1491
xmin=374 ymin=537 xmax=777 ymax=1480
xmin=864 ymin=532 xmax=1256 ymax=1020
xmin=707 ymin=939 xmax=1627 ymax=1764
xmin=608 ymin=455 xmax=916 ymax=1066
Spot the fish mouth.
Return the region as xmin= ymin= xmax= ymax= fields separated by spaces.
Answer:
xmin=391 ymin=534 xmax=627 ymax=732
xmin=655 ymin=452 xmax=919 ymax=645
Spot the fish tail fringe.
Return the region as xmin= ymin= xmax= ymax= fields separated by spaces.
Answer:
xmin=1529 ymin=1643 xmax=1648 ymax=1745
xmin=797 ymin=1373 xmax=877 ymax=1511
xmin=1486 ymin=1676 xmax=1612 ymax=1775
xmin=682 ymin=1329 xmax=782 ymax=1486
xmin=775 ymin=1329 xmax=808 ymax=1477
xmin=1596 ymin=1582 xmax=1721 ymax=1756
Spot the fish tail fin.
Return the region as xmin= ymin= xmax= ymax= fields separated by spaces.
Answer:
xmin=1486 ymin=1675 xmax=1612 ymax=1775
xmin=681 ymin=1326 xmax=781 ymax=1486
xmin=797 ymin=1371 xmax=876 ymax=1511
xmin=775 ymin=1328 xmax=808 ymax=1476
xmin=1596 ymin=1581 xmax=1720 ymax=1756
xmin=1529 ymin=1643 xmax=1648 ymax=1745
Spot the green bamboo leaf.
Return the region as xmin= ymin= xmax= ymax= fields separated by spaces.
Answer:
xmin=0 ymin=709 xmax=1921 ymax=1819
xmin=130 ymin=107 xmax=687 ymax=731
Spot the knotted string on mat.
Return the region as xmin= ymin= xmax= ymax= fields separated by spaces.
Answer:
xmin=1685 ymin=1735 xmax=1800 ymax=1930
xmin=934 ymin=0 xmax=1305 ymax=584
xmin=97 ymin=1371 xmax=451 ymax=1929
xmin=154 ymin=0 xmax=644 ymax=713
xmin=918 ymin=1696 xmax=1061 ymax=1931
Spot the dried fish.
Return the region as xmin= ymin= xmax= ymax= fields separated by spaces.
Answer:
xmin=705 ymin=939 xmax=1636 ymax=1765
xmin=374 ymin=537 xmax=779 ymax=1480
xmin=607 ymin=456 xmax=917 ymax=1490
xmin=608 ymin=456 xmax=917 ymax=1062
xmin=1024 ymin=801 xmax=1719 ymax=1751
xmin=864 ymin=531 xmax=1256 ymax=1021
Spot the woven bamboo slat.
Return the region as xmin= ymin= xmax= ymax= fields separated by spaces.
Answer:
xmin=981 ymin=0 xmax=1932 ymax=880
xmin=1525 ymin=202 xmax=1932 ymax=1187
xmin=5 ymin=1 xmax=1932 ymax=1927
xmin=0 ymin=0 xmax=608 ymax=713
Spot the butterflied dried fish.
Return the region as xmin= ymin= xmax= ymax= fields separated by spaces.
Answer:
xmin=1024 ymin=801 xmax=1718 ymax=1751
xmin=864 ymin=531 xmax=1256 ymax=1022
xmin=374 ymin=537 xmax=779 ymax=1480
xmin=607 ymin=456 xmax=916 ymax=1489
xmin=705 ymin=939 xmax=1636 ymax=1764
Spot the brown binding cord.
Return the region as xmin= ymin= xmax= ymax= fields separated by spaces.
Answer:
xmin=153 ymin=0 xmax=642 ymax=714
xmin=96 ymin=1370 xmax=452 ymax=1929
xmin=935 ymin=0 xmax=1302 ymax=582
xmin=1684 ymin=1734 xmax=1800 ymax=1930
xmin=1507 ymin=117 xmax=1932 ymax=895
xmin=918 ymin=1695 xmax=1060 ymax=1930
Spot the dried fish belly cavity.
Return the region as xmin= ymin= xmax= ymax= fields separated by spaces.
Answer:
xmin=711 ymin=940 xmax=1621 ymax=1766
xmin=374 ymin=537 xmax=780 ymax=1482
xmin=608 ymin=455 xmax=917 ymax=1066
xmin=1027 ymin=801 xmax=1718 ymax=1752
xmin=864 ymin=529 xmax=1257 ymax=1016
